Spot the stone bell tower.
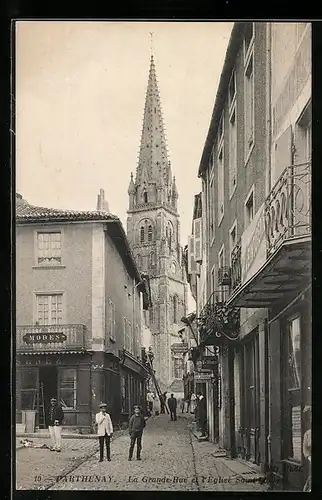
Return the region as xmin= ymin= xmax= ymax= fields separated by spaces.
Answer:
xmin=126 ymin=54 xmax=188 ymax=391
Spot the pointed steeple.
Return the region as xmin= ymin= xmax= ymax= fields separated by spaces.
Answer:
xmin=132 ymin=54 xmax=173 ymax=208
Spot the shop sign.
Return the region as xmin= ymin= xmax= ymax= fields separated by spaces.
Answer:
xmin=23 ymin=333 xmax=67 ymax=344
xmin=202 ymin=357 xmax=218 ymax=370
xmin=195 ymin=372 xmax=213 ymax=381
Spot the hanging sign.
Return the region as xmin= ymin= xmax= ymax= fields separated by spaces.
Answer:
xmin=23 ymin=333 xmax=67 ymax=344
xmin=202 ymin=356 xmax=218 ymax=370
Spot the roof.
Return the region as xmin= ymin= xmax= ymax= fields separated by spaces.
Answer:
xmin=198 ymin=22 xmax=246 ymax=177
xmin=15 ymin=195 xmax=146 ymax=289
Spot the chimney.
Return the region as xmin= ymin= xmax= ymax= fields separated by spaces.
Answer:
xmin=96 ymin=189 xmax=109 ymax=212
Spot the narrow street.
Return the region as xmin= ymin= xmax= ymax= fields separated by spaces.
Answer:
xmin=16 ymin=414 xmax=268 ymax=492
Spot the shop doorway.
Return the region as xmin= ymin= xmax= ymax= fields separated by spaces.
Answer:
xmin=243 ymin=334 xmax=260 ymax=464
xmin=39 ymin=366 xmax=58 ymax=428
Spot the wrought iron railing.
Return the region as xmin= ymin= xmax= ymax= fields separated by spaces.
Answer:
xmin=265 ymin=161 xmax=311 ymax=256
xmin=197 ymin=291 xmax=240 ymax=344
xmin=231 ymin=241 xmax=242 ymax=290
xmin=16 ymin=324 xmax=88 ymax=352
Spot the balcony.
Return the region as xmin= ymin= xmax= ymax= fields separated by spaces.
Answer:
xmin=265 ymin=161 xmax=311 ymax=256
xmin=16 ymin=324 xmax=88 ymax=353
xmin=227 ymin=162 xmax=311 ymax=308
xmin=197 ymin=291 xmax=240 ymax=345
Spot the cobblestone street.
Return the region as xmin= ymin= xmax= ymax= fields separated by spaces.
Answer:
xmin=16 ymin=414 xmax=268 ymax=492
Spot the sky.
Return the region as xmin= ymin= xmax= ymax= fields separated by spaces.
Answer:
xmin=15 ymin=21 xmax=233 ymax=309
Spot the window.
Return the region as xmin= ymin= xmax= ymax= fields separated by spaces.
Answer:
xmin=173 ymin=357 xmax=183 ymax=379
xmin=228 ymin=70 xmax=236 ymax=109
xmin=173 ymin=296 xmax=178 ymax=323
xmin=210 ymin=265 xmax=216 ymax=295
xmin=149 ymin=307 xmax=154 ymax=324
xmin=149 ymin=251 xmax=156 ymax=268
xmin=218 ymin=114 xmax=224 ymax=145
xmin=148 ymin=225 xmax=153 ymax=242
xmin=137 ymin=254 xmax=142 ymax=268
xmin=167 ymin=222 xmax=173 ymax=250
xmin=229 ymin=106 xmax=237 ymax=198
xmin=143 ymin=190 xmax=148 ymax=203
xmin=218 ymin=246 xmax=225 ymax=302
xmin=217 ymin=146 xmax=224 ymax=224
xmin=285 ymin=316 xmax=302 ymax=461
xmin=140 ymin=226 xmax=145 ymax=243
xmin=121 ymin=375 xmax=128 ymax=413
xmin=36 ymin=232 xmax=61 ymax=266
xmin=245 ymin=189 xmax=254 ymax=227
xmin=21 ymin=369 xmax=37 ymax=410
xmin=35 ymin=294 xmax=63 ymax=325
xmin=244 ymin=53 xmax=254 ymax=158
xmin=124 ymin=318 xmax=132 ymax=352
xmin=244 ymin=22 xmax=254 ymax=61
xmin=106 ymin=298 xmax=116 ymax=342
xmin=296 ymin=103 xmax=312 ymax=162
xmin=229 ymin=222 xmax=237 ymax=265
xmin=59 ymin=369 xmax=76 ymax=409
xmin=209 ymin=166 xmax=215 ymax=241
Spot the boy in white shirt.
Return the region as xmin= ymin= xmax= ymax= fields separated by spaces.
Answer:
xmin=95 ymin=403 xmax=113 ymax=462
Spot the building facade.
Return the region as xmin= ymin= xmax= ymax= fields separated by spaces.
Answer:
xmin=126 ymin=55 xmax=188 ymax=392
xmin=16 ymin=191 xmax=152 ymax=432
xmin=188 ymin=22 xmax=311 ymax=491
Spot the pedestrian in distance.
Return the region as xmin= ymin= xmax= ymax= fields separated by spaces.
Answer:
xmin=160 ymin=392 xmax=166 ymax=414
xmin=180 ymin=396 xmax=185 ymax=413
xmin=190 ymin=392 xmax=197 ymax=415
xmin=146 ymin=390 xmax=154 ymax=416
xmin=47 ymin=397 xmax=64 ymax=452
xmin=128 ymin=405 xmax=146 ymax=461
xmin=168 ymin=393 xmax=177 ymax=421
xmin=95 ymin=403 xmax=113 ymax=462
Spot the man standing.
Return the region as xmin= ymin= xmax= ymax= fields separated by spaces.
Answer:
xmin=160 ymin=392 xmax=166 ymax=414
xmin=47 ymin=397 xmax=64 ymax=452
xmin=128 ymin=405 xmax=146 ymax=461
xmin=95 ymin=403 xmax=113 ymax=462
xmin=196 ymin=392 xmax=207 ymax=437
xmin=168 ymin=393 xmax=177 ymax=421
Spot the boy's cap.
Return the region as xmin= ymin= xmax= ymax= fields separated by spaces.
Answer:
xmin=99 ymin=403 xmax=107 ymax=408
xmin=50 ymin=398 xmax=57 ymax=402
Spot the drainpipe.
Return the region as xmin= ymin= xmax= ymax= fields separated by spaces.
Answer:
xmin=265 ymin=22 xmax=272 ymax=198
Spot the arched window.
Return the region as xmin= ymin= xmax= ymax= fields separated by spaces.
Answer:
xmin=143 ymin=191 xmax=148 ymax=203
xmin=140 ymin=226 xmax=145 ymax=243
xmin=173 ymin=295 xmax=178 ymax=323
xmin=149 ymin=251 xmax=156 ymax=268
xmin=148 ymin=225 xmax=153 ymax=242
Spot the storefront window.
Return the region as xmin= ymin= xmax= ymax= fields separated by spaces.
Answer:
xmin=286 ymin=316 xmax=302 ymax=461
xmin=21 ymin=369 xmax=37 ymax=410
xmin=59 ymin=369 xmax=76 ymax=409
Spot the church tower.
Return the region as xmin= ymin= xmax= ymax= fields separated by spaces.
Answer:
xmin=126 ymin=54 xmax=188 ymax=392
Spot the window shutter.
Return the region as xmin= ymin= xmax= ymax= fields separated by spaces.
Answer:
xmin=273 ymin=124 xmax=293 ymax=184
xmin=193 ymin=218 xmax=203 ymax=263
xmin=187 ymin=235 xmax=197 ymax=274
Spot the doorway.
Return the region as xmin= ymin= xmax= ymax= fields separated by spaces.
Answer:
xmin=243 ymin=333 xmax=260 ymax=464
xmin=39 ymin=366 xmax=58 ymax=428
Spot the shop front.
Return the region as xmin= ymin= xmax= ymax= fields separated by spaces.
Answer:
xmin=119 ymin=349 xmax=150 ymax=421
xmin=16 ymin=352 xmax=93 ymax=431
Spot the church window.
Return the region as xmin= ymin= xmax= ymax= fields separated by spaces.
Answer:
xmin=148 ymin=225 xmax=153 ymax=241
xmin=154 ymin=107 xmax=156 ymax=113
xmin=137 ymin=254 xmax=142 ymax=268
xmin=149 ymin=251 xmax=156 ymax=268
xmin=140 ymin=226 xmax=145 ymax=243
xmin=149 ymin=307 xmax=154 ymax=324
xmin=144 ymin=191 xmax=148 ymax=203
xmin=173 ymin=295 xmax=178 ymax=324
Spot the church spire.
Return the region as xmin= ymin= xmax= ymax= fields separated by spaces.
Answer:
xmin=131 ymin=52 xmax=174 ymax=208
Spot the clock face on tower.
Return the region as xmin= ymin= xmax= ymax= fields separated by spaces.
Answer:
xmin=170 ymin=261 xmax=176 ymax=275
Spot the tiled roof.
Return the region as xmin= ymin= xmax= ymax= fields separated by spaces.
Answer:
xmin=16 ymin=198 xmax=118 ymax=223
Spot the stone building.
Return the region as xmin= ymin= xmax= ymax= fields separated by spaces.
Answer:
xmin=126 ymin=55 xmax=188 ymax=392
xmin=16 ymin=190 xmax=151 ymax=432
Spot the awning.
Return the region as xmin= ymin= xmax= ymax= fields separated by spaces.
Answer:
xmin=227 ymin=238 xmax=311 ymax=308
xmin=17 ymin=350 xmax=87 ymax=355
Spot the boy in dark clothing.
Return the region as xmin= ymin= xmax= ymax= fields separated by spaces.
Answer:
xmin=128 ymin=406 xmax=146 ymax=461
xmin=168 ymin=393 xmax=177 ymax=421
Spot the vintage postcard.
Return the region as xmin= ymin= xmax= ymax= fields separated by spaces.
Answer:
xmin=14 ymin=20 xmax=311 ymax=492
